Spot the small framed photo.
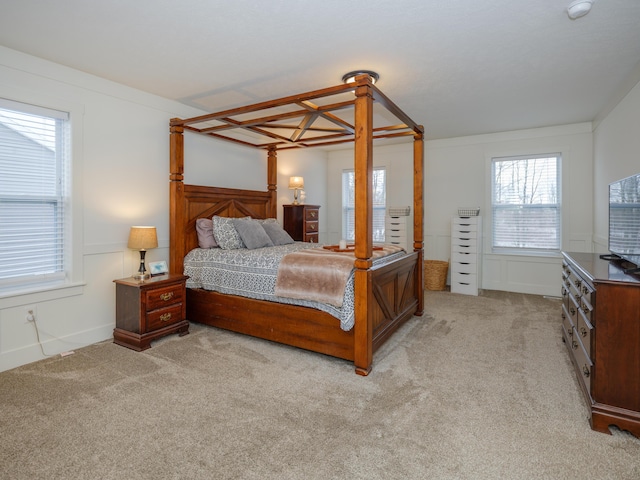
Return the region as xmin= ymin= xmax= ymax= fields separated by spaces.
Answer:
xmin=149 ymin=260 xmax=168 ymax=276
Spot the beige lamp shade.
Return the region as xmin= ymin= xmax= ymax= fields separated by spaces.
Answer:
xmin=288 ymin=176 xmax=304 ymax=190
xmin=127 ymin=226 xmax=158 ymax=250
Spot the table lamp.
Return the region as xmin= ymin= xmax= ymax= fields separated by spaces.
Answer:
xmin=128 ymin=226 xmax=158 ymax=280
xmin=289 ymin=176 xmax=304 ymax=205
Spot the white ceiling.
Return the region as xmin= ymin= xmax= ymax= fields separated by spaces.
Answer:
xmin=1 ymin=0 xmax=640 ymax=140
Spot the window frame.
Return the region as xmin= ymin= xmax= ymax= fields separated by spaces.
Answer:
xmin=0 ymin=92 xmax=84 ymax=303
xmin=490 ymin=153 xmax=562 ymax=255
xmin=342 ymin=167 xmax=386 ymax=242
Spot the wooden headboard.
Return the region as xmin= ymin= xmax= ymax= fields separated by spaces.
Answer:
xmin=170 ymin=184 xmax=275 ymax=273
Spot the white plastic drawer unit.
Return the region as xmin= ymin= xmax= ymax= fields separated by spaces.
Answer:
xmin=450 ymin=216 xmax=482 ymax=295
xmin=385 ymin=215 xmax=408 ymax=250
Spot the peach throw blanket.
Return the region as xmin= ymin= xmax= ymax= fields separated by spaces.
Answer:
xmin=274 ymin=245 xmax=404 ymax=308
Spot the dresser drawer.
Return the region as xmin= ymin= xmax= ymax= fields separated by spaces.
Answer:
xmin=305 ymin=221 xmax=318 ymax=234
xmin=146 ymin=304 xmax=184 ymax=332
xmin=561 ymin=304 xmax=574 ymax=342
xmin=146 ymin=283 xmax=184 ymax=311
xmin=305 ymin=233 xmax=319 ymax=243
xmin=576 ymin=310 xmax=593 ymax=360
xmin=572 ymin=333 xmax=593 ymax=396
xmin=305 ymin=208 xmax=319 ymax=221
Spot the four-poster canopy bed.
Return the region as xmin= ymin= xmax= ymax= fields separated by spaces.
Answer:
xmin=169 ymin=74 xmax=424 ymax=375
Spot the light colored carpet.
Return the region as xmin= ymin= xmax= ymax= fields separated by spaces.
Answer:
xmin=1 ymin=290 xmax=639 ymax=479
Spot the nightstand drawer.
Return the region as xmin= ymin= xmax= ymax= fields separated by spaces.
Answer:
xmin=305 ymin=233 xmax=319 ymax=243
xmin=146 ymin=284 xmax=184 ymax=311
xmin=146 ymin=304 xmax=184 ymax=332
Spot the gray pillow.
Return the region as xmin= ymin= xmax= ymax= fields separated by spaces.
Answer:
xmin=195 ymin=218 xmax=217 ymax=248
xmin=261 ymin=222 xmax=295 ymax=245
xmin=213 ymin=216 xmax=246 ymax=249
xmin=232 ymin=219 xmax=274 ymax=249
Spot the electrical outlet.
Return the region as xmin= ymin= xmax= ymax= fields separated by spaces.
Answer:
xmin=25 ymin=306 xmax=37 ymax=323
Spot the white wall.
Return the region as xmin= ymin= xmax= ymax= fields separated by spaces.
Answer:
xmin=277 ymin=148 xmax=328 ymax=241
xmin=593 ymin=78 xmax=640 ymax=251
xmin=0 ymin=47 xmax=326 ymax=371
xmin=327 ymin=124 xmax=593 ymax=296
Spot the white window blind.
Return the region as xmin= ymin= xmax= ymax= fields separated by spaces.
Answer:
xmin=0 ymin=100 xmax=70 ymax=288
xmin=342 ymin=168 xmax=386 ymax=242
xmin=491 ymin=154 xmax=561 ymax=252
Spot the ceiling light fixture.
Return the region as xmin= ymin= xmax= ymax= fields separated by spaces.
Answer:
xmin=341 ymin=70 xmax=379 ymax=85
xmin=567 ymin=0 xmax=595 ymax=19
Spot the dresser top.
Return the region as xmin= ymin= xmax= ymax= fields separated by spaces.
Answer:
xmin=562 ymin=251 xmax=640 ymax=285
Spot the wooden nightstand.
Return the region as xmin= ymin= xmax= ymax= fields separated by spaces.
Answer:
xmin=113 ymin=273 xmax=189 ymax=351
xmin=283 ymin=204 xmax=320 ymax=243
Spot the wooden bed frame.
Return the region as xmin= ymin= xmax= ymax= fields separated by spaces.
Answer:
xmin=169 ymin=75 xmax=424 ymax=375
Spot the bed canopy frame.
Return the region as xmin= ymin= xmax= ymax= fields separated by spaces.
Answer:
xmin=169 ymin=74 xmax=424 ymax=375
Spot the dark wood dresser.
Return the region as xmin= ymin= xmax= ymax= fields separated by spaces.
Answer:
xmin=561 ymin=251 xmax=640 ymax=437
xmin=283 ymin=204 xmax=320 ymax=243
xmin=113 ymin=274 xmax=189 ymax=351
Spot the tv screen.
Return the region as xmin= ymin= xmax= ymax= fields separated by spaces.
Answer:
xmin=609 ymin=173 xmax=640 ymax=268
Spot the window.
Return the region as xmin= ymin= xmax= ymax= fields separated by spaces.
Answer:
xmin=491 ymin=154 xmax=561 ymax=253
xmin=342 ymin=168 xmax=386 ymax=242
xmin=0 ymin=99 xmax=71 ymax=290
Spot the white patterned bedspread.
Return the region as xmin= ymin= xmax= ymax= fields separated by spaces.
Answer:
xmin=183 ymin=243 xmax=406 ymax=331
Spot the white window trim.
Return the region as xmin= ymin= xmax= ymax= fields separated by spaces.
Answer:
xmin=485 ymin=149 xmax=564 ymax=258
xmin=0 ymin=86 xmax=85 ymax=305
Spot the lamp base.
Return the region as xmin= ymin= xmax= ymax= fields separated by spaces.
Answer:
xmin=134 ymin=250 xmax=149 ymax=281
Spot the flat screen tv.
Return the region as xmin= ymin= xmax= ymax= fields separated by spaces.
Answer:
xmin=609 ymin=172 xmax=640 ymax=270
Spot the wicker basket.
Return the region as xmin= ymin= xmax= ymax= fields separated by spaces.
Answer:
xmin=424 ymin=260 xmax=449 ymax=291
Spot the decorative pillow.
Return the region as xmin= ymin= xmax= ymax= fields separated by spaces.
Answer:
xmin=213 ymin=216 xmax=247 ymax=250
xmin=232 ymin=218 xmax=274 ymax=250
xmin=261 ymin=222 xmax=295 ymax=245
xmin=195 ymin=218 xmax=217 ymax=248
xmin=255 ymin=218 xmax=278 ymax=225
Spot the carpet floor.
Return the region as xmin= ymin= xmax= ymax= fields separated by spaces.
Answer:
xmin=1 ymin=290 xmax=639 ymax=479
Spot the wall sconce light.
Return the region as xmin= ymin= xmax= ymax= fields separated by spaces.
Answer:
xmin=127 ymin=226 xmax=158 ymax=280
xmin=288 ymin=176 xmax=304 ymax=205
xmin=341 ymin=70 xmax=379 ymax=85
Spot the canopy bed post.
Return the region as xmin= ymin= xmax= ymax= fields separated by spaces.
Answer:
xmin=413 ymin=131 xmax=425 ymax=315
xmin=169 ymin=121 xmax=185 ymax=275
xmin=267 ymin=146 xmax=277 ymax=218
xmin=353 ymin=77 xmax=375 ymax=376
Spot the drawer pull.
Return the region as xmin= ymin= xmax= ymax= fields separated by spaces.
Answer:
xmin=160 ymin=292 xmax=174 ymax=301
xmin=159 ymin=313 xmax=172 ymax=322
xmin=309 ymin=224 xmax=316 ymax=231
xmin=309 ymin=211 xmax=317 ymax=218
xmin=582 ymin=365 xmax=590 ymax=378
